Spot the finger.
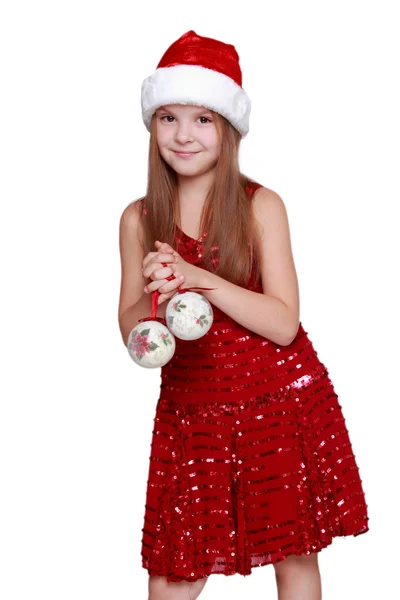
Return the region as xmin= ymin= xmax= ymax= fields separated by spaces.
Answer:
xmin=154 ymin=264 xmax=176 ymax=279
xmin=155 ymin=252 xmax=177 ymax=264
xmin=158 ymin=242 xmax=181 ymax=260
xmin=157 ymin=252 xmax=178 ymax=263
xmin=143 ymin=262 xmax=176 ymax=280
xmin=144 ymin=279 xmax=165 ymax=294
xmin=156 ymin=240 xmax=174 ymax=253
xmin=143 ymin=251 xmax=175 ymax=269
xmin=142 ymin=252 xmax=177 ymax=270
xmin=157 ymin=291 xmax=176 ymax=305
xmin=143 ymin=252 xmax=176 ymax=272
xmin=145 ymin=274 xmax=184 ymax=294
xmin=142 ymin=251 xmax=158 ymax=268
xmin=157 ymin=274 xmax=185 ymax=294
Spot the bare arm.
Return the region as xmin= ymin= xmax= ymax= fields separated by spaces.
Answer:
xmin=198 ymin=272 xmax=294 ymax=345
xmin=198 ymin=189 xmax=300 ymax=346
xmin=117 ymin=201 xmax=166 ymax=346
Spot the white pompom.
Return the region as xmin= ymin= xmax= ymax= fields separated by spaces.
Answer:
xmin=127 ymin=320 xmax=176 ymax=368
xmin=165 ymin=291 xmax=213 ymax=340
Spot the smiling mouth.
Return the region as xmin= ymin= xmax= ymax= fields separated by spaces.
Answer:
xmin=173 ymin=150 xmax=199 ymax=154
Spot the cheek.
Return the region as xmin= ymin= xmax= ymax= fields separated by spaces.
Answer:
xmin=207 ymin=139 xmax=221 ymax=156
xmin=156 ymin=131 xmax=167 ymax=147
xmin=203 ymin=129 xmax=220 ymax=151
xmin=156 ymin=124 xmax=170 ymax=146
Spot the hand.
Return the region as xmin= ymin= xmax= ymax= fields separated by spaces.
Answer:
xmin=142 ymin=240 xmax=187 ymax=305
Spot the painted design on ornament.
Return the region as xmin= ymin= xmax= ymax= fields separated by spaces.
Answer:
xmin=167 ymin=300 xmax=211 ymax=328
xmin=196 ymin=313 xmax=210 ymax=327
xmin=129 ymin=327 xmax=173 ymax=361
xmin=172 ymin=299 xmax=186 ymax=312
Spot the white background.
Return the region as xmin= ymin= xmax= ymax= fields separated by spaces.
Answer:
xmin=1 ymin=1 xmax=398 ymax=598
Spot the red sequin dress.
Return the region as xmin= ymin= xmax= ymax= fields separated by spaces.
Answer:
xmin=140 ymin=182 xmax=369 ymax=583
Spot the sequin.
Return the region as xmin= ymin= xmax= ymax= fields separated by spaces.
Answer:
xmin=140 ymin=182 xmax=369 ymax=583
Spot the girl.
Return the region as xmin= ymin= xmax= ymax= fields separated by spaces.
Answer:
xmin=118 ymin=30 xmax=369 ymax=600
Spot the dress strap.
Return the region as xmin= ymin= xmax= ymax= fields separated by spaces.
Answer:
xmin=245 ymin=181 xmax=263 ymax=198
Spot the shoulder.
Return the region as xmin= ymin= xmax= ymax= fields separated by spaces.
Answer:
xmin=120 ymin=197 xmax=144 ymax=221
xmin=251 ymin=186 xmax=290 ymax=237
xmin=120 ymin=198 xmax=144 ymax=228
xmin=119 ymin=198 xmax=145 ymax=244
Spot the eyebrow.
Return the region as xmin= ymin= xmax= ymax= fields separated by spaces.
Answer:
xmin=157 ymin=105 xmax=212 ymax=115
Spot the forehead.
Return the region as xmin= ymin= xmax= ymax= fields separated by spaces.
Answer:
xmin=156 ymin=104 xmax=212 ymax=114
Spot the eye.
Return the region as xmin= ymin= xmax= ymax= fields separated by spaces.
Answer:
xmin=159 ymin=115 xmax=212 ymax=124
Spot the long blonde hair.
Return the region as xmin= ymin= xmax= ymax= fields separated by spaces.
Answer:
xmin=137 ymin=110 xmax=262 ymax=288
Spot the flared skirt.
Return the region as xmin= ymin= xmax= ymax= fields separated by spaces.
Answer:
xmin=140 ymin=361 xmax=369 ymax=582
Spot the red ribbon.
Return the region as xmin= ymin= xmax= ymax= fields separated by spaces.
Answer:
xmin=137 ymin=286 xmax=217 ymax=324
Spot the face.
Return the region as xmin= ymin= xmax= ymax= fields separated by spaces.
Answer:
xmin=155 ymin=104 xmax=221 ymax=177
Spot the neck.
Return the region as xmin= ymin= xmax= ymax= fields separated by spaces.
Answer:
xmin=177 ymin=169 xmax=216 ymax=208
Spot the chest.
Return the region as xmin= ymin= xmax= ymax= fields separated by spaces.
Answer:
xmin=177 ymin=204 xmax=205 ymax=241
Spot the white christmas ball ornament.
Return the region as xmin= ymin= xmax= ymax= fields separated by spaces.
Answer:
xmin=166 ymin=291 xmax=213 ymax=340
xmin=127 ymin=320 xmax=176 ymax=368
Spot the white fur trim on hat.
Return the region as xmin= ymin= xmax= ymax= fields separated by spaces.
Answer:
xmin=141 ymin=64 xmax=251 ymax=137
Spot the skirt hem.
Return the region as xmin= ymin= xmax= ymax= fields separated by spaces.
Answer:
xmin=142 ymin=522 xmax=369 ymax=583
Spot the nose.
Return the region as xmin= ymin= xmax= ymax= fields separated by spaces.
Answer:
xmin=174 ymin=121 xmax=194 ymax=144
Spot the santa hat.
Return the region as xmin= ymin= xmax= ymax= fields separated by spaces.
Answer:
xmin=141 ymin=30 xmax=251 ymax=137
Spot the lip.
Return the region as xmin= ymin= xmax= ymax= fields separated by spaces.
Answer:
xmin=173 ymin=151 xmax=200 ymax=157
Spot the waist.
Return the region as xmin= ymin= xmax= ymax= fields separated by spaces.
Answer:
xmin=159 ymin=322 xmax=325 ymax=403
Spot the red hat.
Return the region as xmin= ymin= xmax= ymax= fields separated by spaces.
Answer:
xmin=141 ymin=30 xmax=251 ymax=137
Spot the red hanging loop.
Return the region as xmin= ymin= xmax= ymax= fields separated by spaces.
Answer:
xmin=138 ymin=290 xmax=167 ymax=325
xmin=176 ymin=285 xmax=217 ymax=294
xmin=137 ymin=271 xmax=217 ymax=324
